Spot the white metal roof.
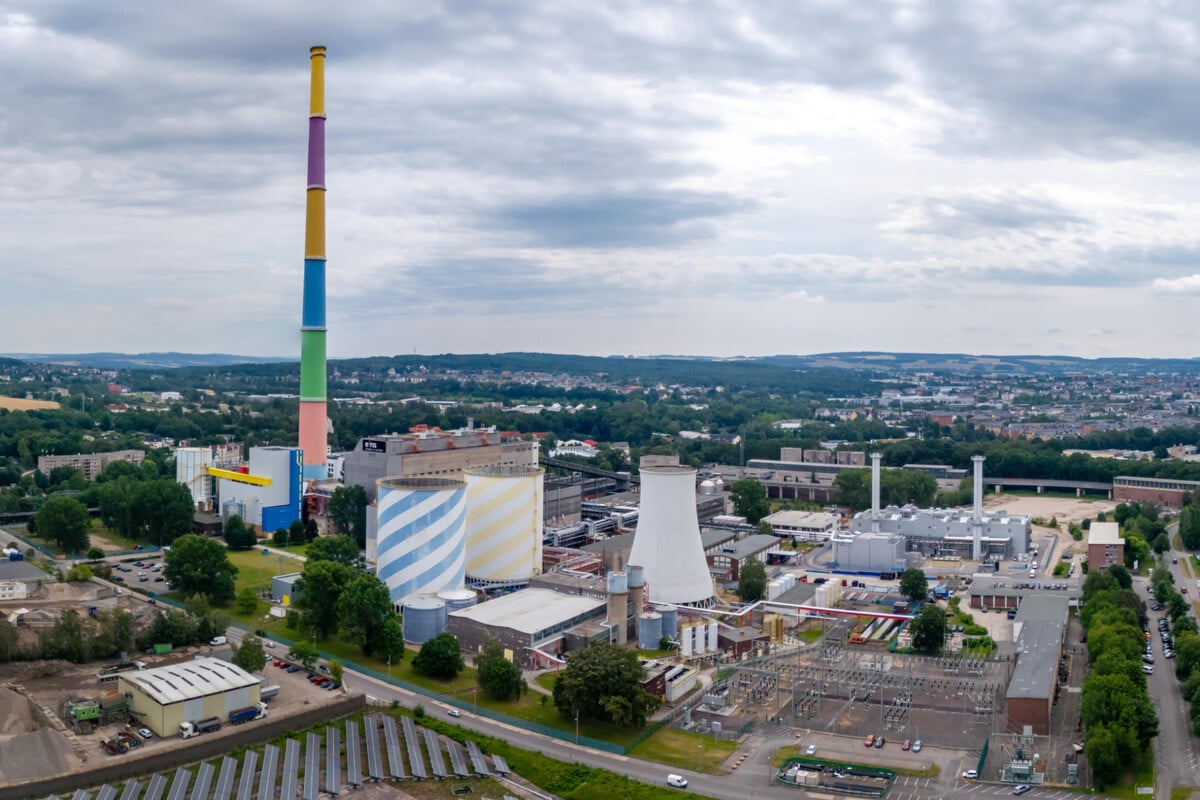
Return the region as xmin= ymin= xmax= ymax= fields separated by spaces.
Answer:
xmin=119 ymin=656 xmax=259 ymax=706
xmin=449 ymin=588 xmax=605 ymax=635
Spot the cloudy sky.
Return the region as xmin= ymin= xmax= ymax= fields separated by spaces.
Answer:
xmin=4 ymin=1 xmax=1200 ymax=360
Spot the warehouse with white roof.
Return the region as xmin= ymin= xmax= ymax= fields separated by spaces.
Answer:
xmin=119 ymin=656 xmax=261 ymax=737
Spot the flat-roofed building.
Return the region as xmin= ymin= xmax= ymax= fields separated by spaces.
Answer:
xmin=1113 ymin=476 xmax=1200 ymax=510
xmin=447 ymin=588 xmax=607 ymax=668
xmin=38 ymin=449 xmax=145 ymax=481
xmin=1006 ymin=595 xmax=1069 ymax=735
xmin=1086 ymin=522 xmax=1124 ymax=569
xmin=763 ymin=510 xmax=839 ymax=542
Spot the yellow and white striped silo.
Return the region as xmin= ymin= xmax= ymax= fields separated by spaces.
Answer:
xmin=464 ymin=465 xmax=544 ymax=585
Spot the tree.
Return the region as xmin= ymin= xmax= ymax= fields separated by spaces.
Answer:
xmin=1152 ymin=532 xmax=1171 ymax=554
xmin=909 ymin=604 xmax=945 ymax=654
xmin=134 ymin=479 xmax=195 ymax=546
xmin=899 ymin=568 xmax=929 ymax=603
xmin=86 ymin=547 xmax=105 ymax=560
xmin=729 ymin=478 xmax=770 ymax=524
xmin=288 ymin=641 xmax=319 ymax=671
xmin=296 ymin=559 xmax=353 ymax=640
xmin=306 ymin=535 xmax=360 ymax=566
xmin=376 ymin=616 xmax=406 ymax=665
xmin=288 ymin=519 xmax=306 ymax=546
xmin=224 ymin=515 xmax=256 ymax=551
xmin=552 ymin=642 xmax=660 ymax=727
xmin=1108 ymin=564 xmax=1132 ymax=590
xmin=738 ymin=560 xmax=767 ymax=602
xmin=36 ymin=496 xmax=90 ymax=553
xmin=273 ymin=528 xmax=289 ymax=546
xmin=413 ymin=632 xmax=465 ymax=679
xmin=65 ymin=564 xmax=93 ymax=582
xmin=476 ymin=637 xmax=525 ymax=701
xmin=1084 ymin=724 xmax=1121 ymax=789
xmin=336 ymin=573 xmax=394 ymax=655
xmin=328 ymin=485 xmax=368 ymax=548
xmin=163 ymin=534 xmax=238 ymax=606
xmin=304 ymin=518 xmax=320 ymax=542
xmin=233 ymin=636 xmax=266 ymax=674
xmin=329 ymin=659 xmax=344 ymax=685
xmin=236 ymin=587 xmax=259 ymax=615
xmin=98 ymin=478 xmax=139 ymax=539
xmin=1175 ymin=632 xmax=1200 ymax=682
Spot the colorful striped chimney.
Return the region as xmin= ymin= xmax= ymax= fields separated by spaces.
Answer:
xmin=299 ymin=46 xmax=328 ymax=479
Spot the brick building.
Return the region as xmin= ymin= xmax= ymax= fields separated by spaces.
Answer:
xmin=1086 ymin=522 xmax=1124 ymax=569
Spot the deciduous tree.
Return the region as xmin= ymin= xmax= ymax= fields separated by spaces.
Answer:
xmin=899 ymin=568 xmax=929 ymax=603
xmin=296 ymin=560 xmax=353 ymax=640
xmin=163 ymin=534 xmax=238 ymax=606
xmin=413 ymin=632 xmax=465 ymax=679
xmin=552 ymin=642 xmax=659 ymax=727
xmin=36 ymin=496 xmax=90 ymax=553
xmin=233 ymin=636 xmax=266 ymax=674
xmin=476 ymin=637 xmax=524 ymax=701
xmin=909 ymin=604 xmax=945 ymax=654
xmin=729 ymin=478 xmax=770 ymax=524
xmin=738 ymin=560 xmax=766 ymax=602
xmin=328 ymin=485 xmax=368 ymax=548
xmin=335 ymin=573 xmax=393 ymax=655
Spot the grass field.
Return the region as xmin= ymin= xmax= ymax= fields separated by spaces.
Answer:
xmin=628 ymin=727 xmax=736 ymax=773
xmin=0 ymin=396 xmax=59 ymax=411
xmin=228 ymin=548 xmax=307 ymax=594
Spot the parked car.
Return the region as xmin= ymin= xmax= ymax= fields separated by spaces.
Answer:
xmin=138 ymin=727 xmax=153 ymax=739
xmin=912 ymin=740 xmax=922 ymax=752
xmin=1143 ymin=665 xmax=1154 ymax=674
xmin=902 ymin=739 xmax=911 ymax=751
xmin=1013 ymin=785 xmax=1031 ymax=795
xmin=447 ymin=708 xmax=461 ymax=717
xmin=666 ymin=775 xmax=688 ymax=788
xmin=962 ymin=770 xmax=978 ymax=779
xmin=286 ymin=665 xmax=301 ymax=673
xmin=874 ymin=735 xmax=885 ymax=749
xmin=805 ymin=744 xmax=817 ymax=756
xmin=864 ymin=734 xmax=875 ymax=747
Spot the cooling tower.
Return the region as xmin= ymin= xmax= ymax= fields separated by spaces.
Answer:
xmin=375 ymin=477 xmax=466 ymax=604
xmin=464 ymin=465 xmax=544 ymax=585
xmin=627 ymin=466 xmax=714 ymax=606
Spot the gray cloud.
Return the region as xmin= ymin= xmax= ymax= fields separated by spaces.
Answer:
xmin=889 ymin=192 xmax=1089 ymax=239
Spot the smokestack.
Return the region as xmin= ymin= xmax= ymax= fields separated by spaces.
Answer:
xmin=972 ymin=455 xmax=985 ymax=520
xmin=298 ymin=45 xmax=329 ymax=480
xmin=870 ymin=453 xmax=882 ymax=532
xmin=971 ymin=455 xmax=985 ymax=561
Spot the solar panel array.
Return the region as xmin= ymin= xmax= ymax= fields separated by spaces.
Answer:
xmin=401 ymin=716 xmax=426 ymax=779
xmin=363 ymin=716 xmax=383 ymax=780
xmin=345 ymin=719 xmax=363 ymax=787
xmin=46 ymin=711 xmax=516 ymax=800
xmin=256 ymin=744 xmax=278 ymax=800
xmin=213 ymin=758 xmax=235 ymax=800
xmin=421 ymin=727 xmax=447 ymax=779
xmin=325 ymin=726 xmax=341 ymax=796
xmin=382 ymin=715 xmax=406 ymax=780
xmin=190 ymin=763 xmax=213 ymax=800
xmin=235 ymin=750 xmax=257 ymax=800
xmin=303 ymin=732 xmax=320 ymax=800
xmin=164 ymin=768 xmax=190 ymax=800
xmin=279 ymin=738 xmax=299 ymax=800
xmin=466 ymin=741 xmax=492 ymax=776
xmin=445 ymin=740 xmax=469 ymax=778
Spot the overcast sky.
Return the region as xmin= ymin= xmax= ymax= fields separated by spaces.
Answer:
xmin=4 ymin=2 xmax=1200 ymax=360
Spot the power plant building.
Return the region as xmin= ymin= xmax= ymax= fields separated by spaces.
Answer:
xmin=119 ymin=657 xmax=261 ymax=738
xmin=446 ymin=588 xmax=608 ymax=668
xmin=216 ymin=446 xmax=303 ymax=533
xmin=344 ymin=429 xmax=537 ymax=502
xmin=831 ymin=531 xmax=907 ymax=573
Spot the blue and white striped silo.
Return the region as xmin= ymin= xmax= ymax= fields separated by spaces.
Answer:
xmin=375 ymin=477 xmax=467 ymax=604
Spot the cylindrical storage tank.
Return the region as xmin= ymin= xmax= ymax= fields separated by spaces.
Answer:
xmin=464 ymin=466 xmax=544 ymax=584
xmin=437 ymin=588 xmax=477 ymax=612
xmin=401 ymin=595 xmax=447 ymax=644
xmin=627 ymin=565 xmax=644 ymax=587
xmin=681 ymin=624 xmax=694 ymax=656
xmin=376 ymin=478 xmax=467 ymax=604
xmin=606 ymin=572 xmax=628 ymax=594
xmin=660 ymin=607 xmax=678 ymax=639
xmin=692 ymin=623 xmax=705 ymax=654
xmin=707 ymin=621 xmax=719 ymax=653
xmin=637 ymin=612 xmax=663 ymax=650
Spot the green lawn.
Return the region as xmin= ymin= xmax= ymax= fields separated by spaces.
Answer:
xmin=798 ymin=627 xmax=824 ymax=643
xmin=1101 ymin=747 xmax=1155 ymax=800
xmin=227 ymin=548 xmax=306 ymax=594
xmin=628 ymin=727 xmax=736 ymax=773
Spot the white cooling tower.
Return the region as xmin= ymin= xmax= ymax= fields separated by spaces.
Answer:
xmin=375 ymin=477 xmax=467 ymax=604
xmin=464 ymin=465 xmax=544 ymax=584
xmin=628 ymin=466 xmax=714 ymax=606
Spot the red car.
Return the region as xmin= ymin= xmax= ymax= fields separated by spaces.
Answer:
xmin=864 ymin=734 xmax=875 ymax=747
xmin=902 ymin=739 xmax=911 ymax=751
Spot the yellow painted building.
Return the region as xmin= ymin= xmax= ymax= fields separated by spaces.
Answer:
xmin=119 ymin=657 xmax=261 ymax=737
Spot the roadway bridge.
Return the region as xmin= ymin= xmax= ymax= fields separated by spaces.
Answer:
xmin=990 ymin=477 xmax=1112 ymax=497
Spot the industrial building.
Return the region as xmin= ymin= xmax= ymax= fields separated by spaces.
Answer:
xmin=216 ymin=446 xmax=304 ymax=533
xmin=1086 ymin=522 xmax=1124 ymax=569
xmin=851 ymin=455 xmax=1031 ymax=562
xmin=966 ymin=577 xmax=1080 ymax=611
xmin=446 ymin=588 xmax=608 ymax=668
xmin=706 ymin=534 xmax=780 ymax=582
xmin=271 ymin=573 xmax=303 ymax=606
xmin=119 ymin=657 xmax=262 ymax=737
xmin=343 ymin=427 xmax=537 ymax=502
xmin=628 ymin=465 xmax=716 ymax=607
xmin=1005 ymin=595 xmax=1069 ymax=735
xmin=831 ymin=531 xmax=908 ymax=573
xmin=1112 ymin=475 xmax=1200 ymax=509
xmin=762 ymin=510 xmax=839 ymax=542
xmin=175 ymin=443 xmax=243 ymax=510
xmin=464 ymin=465 xmax=544 ymax=588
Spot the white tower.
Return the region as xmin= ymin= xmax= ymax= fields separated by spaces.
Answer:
xmin=870 ymin=453 xmax=882 ymax=533
xmin=971 ymin=455 xmax=986 ymax=561
xmin=628 ymin=466 xmax=714 ymax=606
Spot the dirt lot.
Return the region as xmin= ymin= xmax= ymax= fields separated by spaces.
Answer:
xmin=0 ymin=397 xmax=60 ymax=411
xmin=985 ymin=492 xmax=1115 ymax=526
xmin=9 ymin=649 xmax=353 ymax=772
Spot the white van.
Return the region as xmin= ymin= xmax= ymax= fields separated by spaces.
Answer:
xmin=209 ymin=636 xmax=228 ymax=646
xmin=667 ymin=774 xmax=688 ymax=788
